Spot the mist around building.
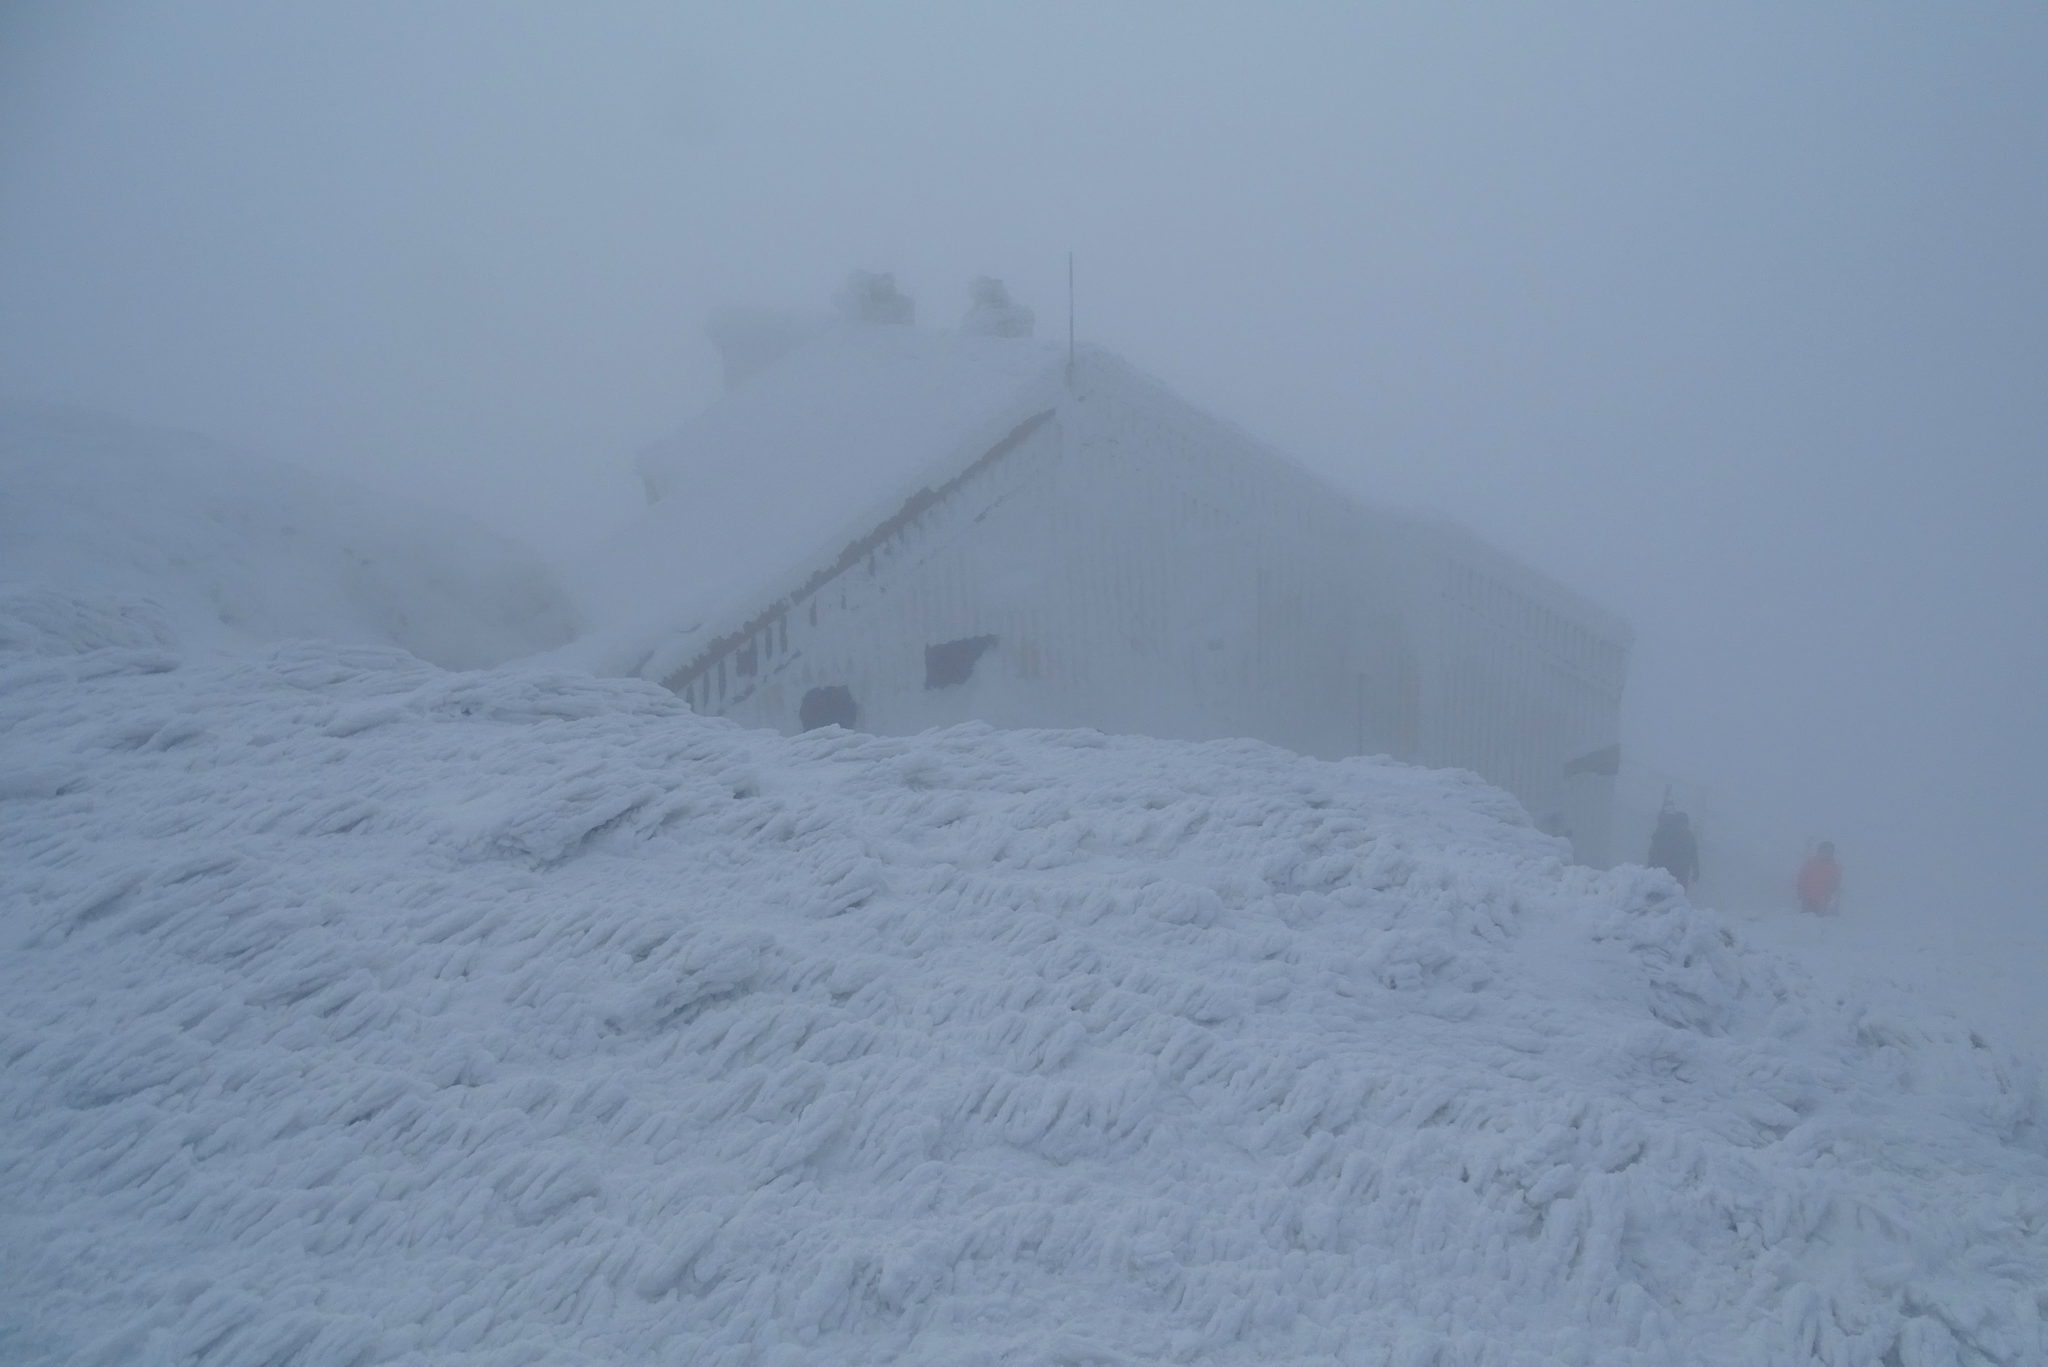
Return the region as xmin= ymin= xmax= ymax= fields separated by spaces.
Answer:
xmin=3 ymin=289 xmax=2046 ymax=1364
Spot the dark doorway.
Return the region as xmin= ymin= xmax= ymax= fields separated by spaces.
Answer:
xmin=799 ymin=685 xmax=857 ymax=731
xmin=924 ymin=635 xmax=997 ymax=690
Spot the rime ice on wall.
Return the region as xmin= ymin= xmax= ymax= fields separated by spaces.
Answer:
xmin=567 ymin=323 xmax=1632 ymax=857
xmin=1404 ymin=518 xmax=1633 ymax=863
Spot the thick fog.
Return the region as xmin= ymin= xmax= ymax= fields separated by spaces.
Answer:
xmin=4 ymin=3 xmax=2043 ymax=929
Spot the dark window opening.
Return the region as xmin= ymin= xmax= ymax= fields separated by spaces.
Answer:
xmin=800 ymin=685 xmax=857 ymax=731
xmin=925 ymin=634 xmax=998 ymax=690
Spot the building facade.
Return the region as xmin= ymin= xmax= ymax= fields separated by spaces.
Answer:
xmin=579 ymin=309 xmax=1632 ymax=861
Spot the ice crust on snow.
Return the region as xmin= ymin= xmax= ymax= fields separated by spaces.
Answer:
xmin=3 ymin=590 xmax=2046 ymax=1366
xmin=4 ymin=394 xmax=2045 ymax=1365
xmin=0 ymin=403 xmax=576 ymax=669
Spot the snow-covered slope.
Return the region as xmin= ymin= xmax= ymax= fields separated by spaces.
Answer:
xmin=4 ymin=593 xmax=2043 ymax=1366
xmin=0 ymin=403 xmax=575 ymax=669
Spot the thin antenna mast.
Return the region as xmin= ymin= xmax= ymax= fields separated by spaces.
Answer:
xmin=1066 ymin=251 xmax=1076 ymax=386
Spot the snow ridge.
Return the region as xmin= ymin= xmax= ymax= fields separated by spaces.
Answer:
xmin=3 ymin=599 xmax=2045 ymax=1366
xmin=0 ymin=403 xmax=575 ymax=669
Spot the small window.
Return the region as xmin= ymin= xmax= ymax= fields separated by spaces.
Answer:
xmin=925 ymin=635 xmax=998 ymax=690
xmin=800 ymin=685 xmax=857 ymax=731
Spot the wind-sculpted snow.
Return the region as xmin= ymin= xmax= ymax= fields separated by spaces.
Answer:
xmin=2 ymin=598 xmax=2045 ymax=1366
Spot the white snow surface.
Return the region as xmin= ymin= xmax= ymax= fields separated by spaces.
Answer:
xmin=557 ymin=323 xmax=1066 ymax=682
xmin=5 ymin=589 xmax=2047 ymax=1366
xmin=0 ymin=403 xmax=575 ymax=670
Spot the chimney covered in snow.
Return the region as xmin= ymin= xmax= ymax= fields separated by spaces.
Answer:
xmin=836 ymin=270 xmax=915 ymax=326
xmin=961 ymin=276 xmax=1034 ymax=338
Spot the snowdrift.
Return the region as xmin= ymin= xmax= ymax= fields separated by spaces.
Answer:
xmin=3 ymin=596 xmax=2045 ymax=1366
xmin=0 ymin=403 xmax=575 ymax=669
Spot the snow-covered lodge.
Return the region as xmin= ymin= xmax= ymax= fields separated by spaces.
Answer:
xmin=570 ymin=275 xmax=1633 ymax=860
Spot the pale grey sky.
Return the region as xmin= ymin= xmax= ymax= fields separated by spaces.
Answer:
xmin=4 ymin=1 xmax=2043 ymax=917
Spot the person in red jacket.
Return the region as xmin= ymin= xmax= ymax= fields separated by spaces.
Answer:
xmin=1797 ymin=841 xmax=1842 ymax=915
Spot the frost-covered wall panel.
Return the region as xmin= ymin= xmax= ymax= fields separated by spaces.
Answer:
xmin=702 ymin=415 xmax=1070 ymax=737
xmin=691 ymin=360 xmax=1397 ymax=760
xmin=1405 ymin=531 xmax=1630 ymax=859
xmin=1058 ymin=358 xmax=1384 ymax=759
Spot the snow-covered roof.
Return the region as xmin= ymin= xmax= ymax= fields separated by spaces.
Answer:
xmin=558 ymin=322 xmax=1067 ymax=680
xmin=556 ymin=319 xmax=1636 ymax=688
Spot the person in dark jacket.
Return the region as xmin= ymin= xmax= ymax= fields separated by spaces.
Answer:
xmin=1647 ymin=808 xmax=1699 ymax=890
